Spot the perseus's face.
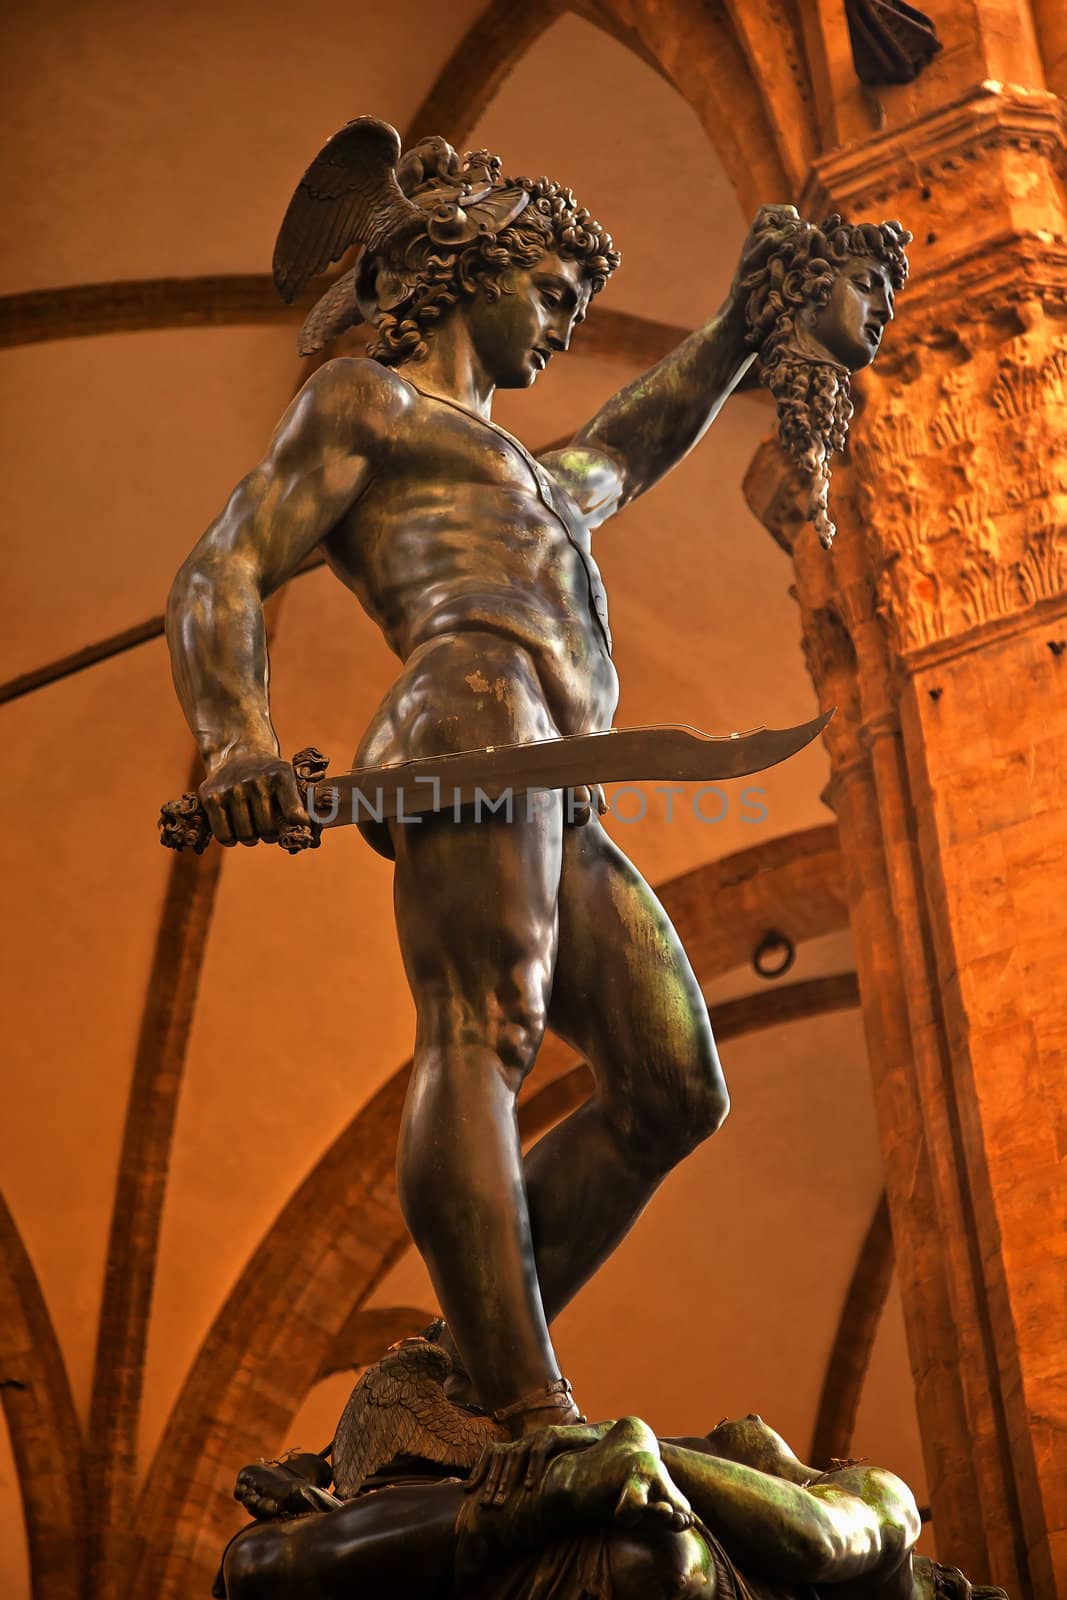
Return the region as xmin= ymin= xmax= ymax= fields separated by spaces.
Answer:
xmin=464 ymin=250 xmax=593 ymax=388
xmin=802 ymin=254 xmax=895 ymax=371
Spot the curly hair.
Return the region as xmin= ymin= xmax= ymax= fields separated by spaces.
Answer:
xmin=360 ymin=145 xmax=620 ymax=367
xmin=741 ymin=212 xmax=911 ymax=548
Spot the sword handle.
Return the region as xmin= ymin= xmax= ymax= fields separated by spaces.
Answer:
xmin=158 ymin=747 xmax=330 ymax=855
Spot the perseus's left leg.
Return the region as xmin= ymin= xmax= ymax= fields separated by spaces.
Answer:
xmin=528 ymin=818 xmax=729 ymax=1323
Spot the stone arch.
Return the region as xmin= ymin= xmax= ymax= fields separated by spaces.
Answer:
xmin=0 ymin=1191 xmax=88 ymax=1600
xmin=582 ymin=0 xmax=823 ymax=208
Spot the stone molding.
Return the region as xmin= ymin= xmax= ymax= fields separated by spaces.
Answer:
xmin=853 ymin=304 xmax=1067 ymax=660
xmin=743 ymin=227 xmax=1067 ymax=668
xmin=801 ymin=79 xmax=1066 ymax=221
xmin=878 ymin=233 xmax=1067 ymax=366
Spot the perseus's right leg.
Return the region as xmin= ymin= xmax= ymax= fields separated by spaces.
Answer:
xmin=392 ymin=797 xmax=565 ymax=1418
xmin=362 ymin=631 xmax=580 ymax=1421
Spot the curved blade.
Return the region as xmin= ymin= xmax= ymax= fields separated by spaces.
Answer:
xmin=669 ymin=707 xmax=836 ymax=782
xmin=311 ymin=709 xmax=835 ymax=828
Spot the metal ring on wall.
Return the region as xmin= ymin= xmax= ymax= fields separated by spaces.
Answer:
xmin=752 ymin=928 xmax=796 ymax=980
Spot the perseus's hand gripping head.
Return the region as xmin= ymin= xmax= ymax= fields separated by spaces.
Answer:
xmin=737 ymin=206 xmax=911 ymax=549
xmin=271 ymin=117 xmax=617 ymax=359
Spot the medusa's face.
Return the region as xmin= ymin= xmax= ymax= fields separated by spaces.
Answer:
xmin=802 ymin=254 xmax=895 ymax=371
xmin=463 ymin=250 xmax=592 ymax=388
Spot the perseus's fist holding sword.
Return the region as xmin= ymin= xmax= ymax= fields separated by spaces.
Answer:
xmin=164 ymin=118 xmax=908 ymax=1439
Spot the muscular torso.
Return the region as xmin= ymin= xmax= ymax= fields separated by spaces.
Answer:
xmin=321 ymin=370 xmax=620 ymax=743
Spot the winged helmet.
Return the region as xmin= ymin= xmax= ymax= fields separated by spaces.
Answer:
xmin=272 ymin=116 xmax=532 ymax=354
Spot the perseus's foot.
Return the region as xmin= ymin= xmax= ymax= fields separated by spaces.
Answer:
xmin=418 ymin=1324 xmax=582 ymax=1429
xmin=494 ymin=1376 xmax=584 ymax=1438
xmin=545 ymin=1417 xmax=692 ymax=1533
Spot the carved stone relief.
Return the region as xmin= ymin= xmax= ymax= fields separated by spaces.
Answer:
xmin=851 ymin=300 xmax=1067 ymax=658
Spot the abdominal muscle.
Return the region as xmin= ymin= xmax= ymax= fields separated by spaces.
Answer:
xmin=323 ymin=402 xmax=621 ymax=775
xmin=340 ymin=504 xmax=620 ymax=770
xmin=354 ymin=617 xmax=619 ymax=773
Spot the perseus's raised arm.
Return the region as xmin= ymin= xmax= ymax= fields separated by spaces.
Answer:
xmin=563 ymin=299 xmax=755 ymax=518
xmin=166 ymin=358 xmax=398 ymax=775
xmin=542 ymin=207 xmax=808 ymax=525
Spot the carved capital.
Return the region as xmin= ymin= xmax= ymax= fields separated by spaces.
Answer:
xmin=746 ymin=293 xmax=1067 ymax=671
xmin=802 ymin=80 xmax=1067 ymax=239
xmin=850 ymin=297 xmax=1067 ymax=662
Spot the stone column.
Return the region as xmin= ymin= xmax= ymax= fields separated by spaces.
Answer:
xmin=748 ymin=80 xmax=1066 ymax=1600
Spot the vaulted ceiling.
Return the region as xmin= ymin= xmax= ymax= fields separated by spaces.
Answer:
xmin=0 ymin=4 xmax=934 ymax=1595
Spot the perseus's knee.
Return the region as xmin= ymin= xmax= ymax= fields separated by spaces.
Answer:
xmin=622 ymin=1050 xmax=729 ymax=1177
xmin=419 ymin=982 xmax=549 ymax=1087
xmin=469 ymin=961 xmax=551 ymax=1078
xmin=493 ymin=1014 xmax=545 ymax=1079
xmin=461 ymin=995 xmax=548 ymax=1084
xmin=682 ymin=1023 xmax=729 ymax=1134
xmin=688 ymin=1068 xmax=730 ymax=1143
xmin=488 ymin=977 xmax=550 ymax=1076
xmin=659 ymin=1074 xmax=729 ymax=1162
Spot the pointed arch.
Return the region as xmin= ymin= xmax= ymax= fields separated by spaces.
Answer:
xmin=0 ymin=1192 xmax=88 ymax=1600
xmin=582 ymin=0 xmax=808 ymax=209
xmin=84 ymin=591 xmax=287 ymax=1600
xmin=402 ymin=0 xmax=569 ymax=150
xmin=721 ymin=0 xmax=819 ymax=192
xmin=809 ymin=1189 xmax=894 ymax=1467
xmin=793 ymin=0 xmax=869 ymax=153
xmin=84 ymin=820 xmax=227 ymax=1600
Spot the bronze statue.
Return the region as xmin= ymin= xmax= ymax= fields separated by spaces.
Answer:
xmin=165 ymin=117 xmax=907 ymax=1450
xmin=215 ymin=1407 xmax=1004 ymax=1600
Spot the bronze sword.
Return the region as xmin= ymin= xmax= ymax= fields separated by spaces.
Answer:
xmin=158 ymin=711 xmax=834 ymax=853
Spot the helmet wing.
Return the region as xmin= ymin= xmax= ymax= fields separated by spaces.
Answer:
xmin=273 ymin=116 xmax=422 ymax=302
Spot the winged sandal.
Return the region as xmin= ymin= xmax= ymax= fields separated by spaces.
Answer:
xmin=333 ymin=1336 xmax=583 ymax=1496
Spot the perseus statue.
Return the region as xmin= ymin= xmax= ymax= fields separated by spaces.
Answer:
xmin=165 ymin=117 xmax=908 ymax=1452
